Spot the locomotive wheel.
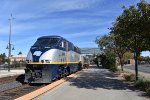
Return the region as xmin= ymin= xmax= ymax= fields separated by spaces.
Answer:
xmin=67 ymin=66 xmax=70 ymax=75
xmin=64 ymin=67 xmax=68 ymax=76
xmin=58 ymin=66 xmax=62 ymax=79
xmin=62 ymin=67 xmax=66 ymax=77
xmin=58 ymin=66 xmax=69 ymax=79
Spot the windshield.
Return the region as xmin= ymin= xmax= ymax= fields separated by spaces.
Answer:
xmin=33 ymin=38 xmax=59 ymax=47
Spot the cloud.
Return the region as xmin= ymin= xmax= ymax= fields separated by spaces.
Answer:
xmin=13 ymin=36 xmax=38 ymax=45
xmin=0 ymin=12 xmax=112 ymax=36
xmin=0 ymin=0 xmax=101 ymax=15
xmin=0 ymin=0 xmax=114 ymax=37
xmin=64 ymin=29 xmax=104 ymax=39
xmin=75 ymin=41 xmax=98 ymax=47
xmin=41 ymin=0 xmax=92 ymax=12
xmin=1 ymin=0 xmax=145 ymax=55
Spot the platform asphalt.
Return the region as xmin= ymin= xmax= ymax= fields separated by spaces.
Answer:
xmin=34 ymin=66 xmax=149 ymax=100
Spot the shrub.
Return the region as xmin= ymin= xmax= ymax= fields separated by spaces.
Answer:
xmin=135 ymin=78 xmax=145 ymax=89
xmin=135 ymin=78 xmax=150 ymax=91
xmin=124 ymin=73 xmax=135 ymax=81
xmin=101 ymin=52 xmax=117 ymax=71
xmin=146 ymin=88 xmax=150 ymax=96
xmin=122 ymin=72 xmax=150 ymax=96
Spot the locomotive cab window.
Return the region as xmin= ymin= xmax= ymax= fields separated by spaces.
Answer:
xmin=33 ymin=38 xmax=59 ymax=47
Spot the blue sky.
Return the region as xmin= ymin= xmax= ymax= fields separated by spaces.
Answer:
xmin=0 ymin=0 xmax=150 ymax=56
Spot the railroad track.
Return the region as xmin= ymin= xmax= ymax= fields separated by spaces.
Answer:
xmin=0 ymin=75 xmax=46 ymax=100
xmin=0 ymin=83 xmax=45 ymax=100
xmin=0 ymin=70 xmax=82 ymax=100
xmin=0 ymin=74 xmax=25 ymax=92
xmin=0 ymin=75 xmax=21 ymax=84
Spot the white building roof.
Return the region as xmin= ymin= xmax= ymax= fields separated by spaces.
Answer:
xmin=12 ymin=55 xmax=26 ymax=58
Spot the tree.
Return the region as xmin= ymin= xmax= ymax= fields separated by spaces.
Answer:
xmin=111 ymin=0 xmax=150 ymax=52
xmin=96 ymin=34 xmax=127 ymax=71
xmin=0 ymin=58 xmax=2 ymax=64
xmin=2 ymin=53 xmax=6 ymax=57
xmin=96 ymin=0 xmax=150 ymax=72
xmin=0 ymin=53 xmax=6 ymax=63
xmin=108 ymin=0 xmax=150 ymax=81
xmin=123 ymin=52 xmax=133 ymax=63
xmin=18 ymin=51 xmax=22 ymax=55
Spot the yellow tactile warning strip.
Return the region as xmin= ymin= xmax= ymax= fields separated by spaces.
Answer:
xmin=15 ymin=71 xmax=81 ymax=100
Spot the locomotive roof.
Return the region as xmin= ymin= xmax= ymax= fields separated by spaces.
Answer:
xmin=38 ymin=35 xmax=63 ymax=39
xmin=37 ymin=35 xmax=80 ymax=49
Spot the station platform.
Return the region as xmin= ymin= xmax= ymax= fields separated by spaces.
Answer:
xmin=0 ymin=69 xmax=25 ymax=78
xmin=16 ymin=66 xmax=149 ymax=100
xmin=34 ymin=67 xmax=149 ymax=100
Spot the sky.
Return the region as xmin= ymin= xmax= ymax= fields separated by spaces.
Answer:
xmin=0 ymin=0 xmax=150 ymax=56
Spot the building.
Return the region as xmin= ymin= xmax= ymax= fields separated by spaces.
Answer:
xmin=80 ymin=48 xmax=103 ymax=55
xmin=80 ymin=48 xmax=102 ymax=64
xmin=9 ymin=55 xmax=26 ymax=62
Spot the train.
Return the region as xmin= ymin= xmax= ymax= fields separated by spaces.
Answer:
xmin=24 ymin=35 xmax=89 ymax=83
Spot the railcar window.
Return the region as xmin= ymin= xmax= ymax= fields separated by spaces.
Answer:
xmin=33 ymin=38 xmax=59 ymax=47
xmin=68 ymin=43 xmax=72 ymax=50
xmin=64 ymin=42 xmax=67 ymax=48
xmin=72 ymin=45 xmax=74 ymax=51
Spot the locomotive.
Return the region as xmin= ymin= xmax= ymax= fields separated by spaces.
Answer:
xmin=24 ymin=35 xmax=88 ymax=83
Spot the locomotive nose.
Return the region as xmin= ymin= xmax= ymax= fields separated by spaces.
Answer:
xmin=24 ymin=64 xmax=51 ymax=83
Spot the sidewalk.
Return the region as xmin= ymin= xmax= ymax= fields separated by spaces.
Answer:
xmin=34 ymin=67 xmax=149 ymax=100
xmin=0 ymin=69 xmax=25 ymax=78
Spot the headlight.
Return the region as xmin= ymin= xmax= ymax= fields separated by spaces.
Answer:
xmin=26 ymin=60 xmax=29 ymax=63
xmin=41 ymin=60 xmax=44 ymax=63
xmin=26 ymin=60 xmax=31 ymax=63
xmin=41 ymin=60 xmax=51 ymax=63
xmin=45 ymin=60 xmax=51 ymax=63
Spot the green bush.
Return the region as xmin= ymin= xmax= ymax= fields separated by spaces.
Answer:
xmin=146 ymin=88 xmax=150 ymax=96
xmin=135 ymin=78 xmax=145 ymax=89
xmin=135 ymin=78 xmax=150 ymax=91
xmin=101 ymin=52 xmax=117 ymax=72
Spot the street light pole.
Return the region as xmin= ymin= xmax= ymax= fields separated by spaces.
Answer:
xmin=8 ymin=14 xmax=13 ymax=72
xmin=134 ymin=35 xmax=138 ymax=81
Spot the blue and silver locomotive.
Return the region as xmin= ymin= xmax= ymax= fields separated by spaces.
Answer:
xmin=24 ymin=35 xmax=82 ymax=83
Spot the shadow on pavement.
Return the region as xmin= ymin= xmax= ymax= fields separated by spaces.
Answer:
xmin=69 ymin=66 xmax=136 ymax=91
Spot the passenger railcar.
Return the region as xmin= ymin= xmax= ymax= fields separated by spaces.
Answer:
xmin=24 ymin=35 xmax=82 ymax=83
